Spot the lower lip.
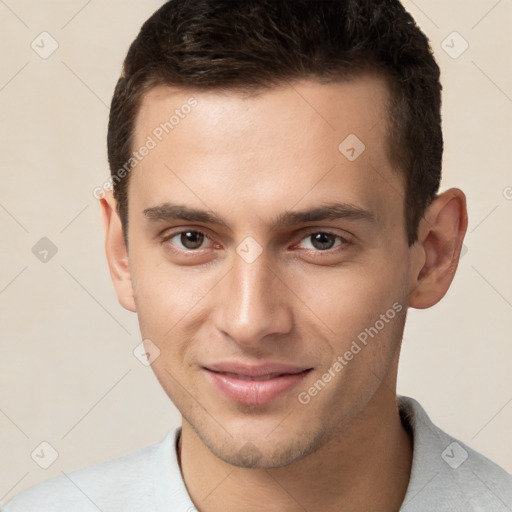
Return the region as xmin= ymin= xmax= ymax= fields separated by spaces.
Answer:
xmin=204 ymin=369 xmax=311 ymax=406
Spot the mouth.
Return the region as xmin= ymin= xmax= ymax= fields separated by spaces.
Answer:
xmin=203 ymin=362 xmax=313 ymax=406
xmin=216 ymin=372 xmax=298 ymax=381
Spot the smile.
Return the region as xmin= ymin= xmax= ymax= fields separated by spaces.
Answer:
xmin=203 ymin=364 xmax=312 ymax=406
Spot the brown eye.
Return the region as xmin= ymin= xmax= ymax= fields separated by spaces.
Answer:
xmin=178 ymin=231 xmax=205 ymax=249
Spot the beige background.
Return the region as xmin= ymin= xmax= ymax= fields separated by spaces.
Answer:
xmin=1 ymin=0 xmax=511 ymax=503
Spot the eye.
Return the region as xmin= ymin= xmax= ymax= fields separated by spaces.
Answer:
xmin=166 ymin=230 xmax=210 ymax=250
xmin=298 ymin=232 xmax=347 ymax=251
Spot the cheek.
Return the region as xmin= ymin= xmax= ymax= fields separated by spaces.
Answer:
xmin=130 ymin=266 xmax=202 ymax=388
xmin=129 ymin=251 xmax=210 ymax=338
xmin=297 ymin=261 xmax=405 ymax=332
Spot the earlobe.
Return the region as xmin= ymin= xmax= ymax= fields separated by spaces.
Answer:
xmin=409 ymin=188 xmax=468 ymax=310
xmin=100 ymin=192 xmax=137 ymax=312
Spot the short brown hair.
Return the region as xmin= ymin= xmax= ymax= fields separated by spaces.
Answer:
xmin=107 ymin=0 xmax=442 ymax=246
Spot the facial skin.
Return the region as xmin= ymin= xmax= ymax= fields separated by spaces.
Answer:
xmin=101 ymin=74 xmax=467 ymax=511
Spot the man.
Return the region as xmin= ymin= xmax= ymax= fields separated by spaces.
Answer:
xmin=5 ymin=0 xmax=512 ymax=510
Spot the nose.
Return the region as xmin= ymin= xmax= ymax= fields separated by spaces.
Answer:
xmin=213 ymin=252 xmax=293 ymax=348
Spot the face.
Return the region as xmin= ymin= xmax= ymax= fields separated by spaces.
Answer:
xmin=122 ymin=75 xmax=416 ymax=468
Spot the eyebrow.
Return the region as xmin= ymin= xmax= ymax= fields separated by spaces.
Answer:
xmin=143 ymin=204 xmax=230 ymax=228
xmin=274 ymin=203 xmax=375 ymax=226
xmin=142 ymin=202 xmax=376 ymax=229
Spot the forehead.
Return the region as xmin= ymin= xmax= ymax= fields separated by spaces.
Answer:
xmin=135 ymin=74 xmax=392 ymax=153
xmin=129 ymin=75 xmax=403 ymax=229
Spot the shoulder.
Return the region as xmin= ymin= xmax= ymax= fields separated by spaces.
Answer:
xmin=399 ymin=396 xmax=512 ymax=511
xmin=3 ymin=430 xmax=178 ymax=512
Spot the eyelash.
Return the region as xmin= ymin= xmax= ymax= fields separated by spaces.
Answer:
xmin=159 ymin=229 xmax=351 ymax=254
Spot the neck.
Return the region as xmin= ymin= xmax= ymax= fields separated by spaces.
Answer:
xmin=179 ymin=388 xmax=412 ymax=512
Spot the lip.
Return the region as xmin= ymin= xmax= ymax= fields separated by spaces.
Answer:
xmin=203 ymin=362 xmax=312 ymax=406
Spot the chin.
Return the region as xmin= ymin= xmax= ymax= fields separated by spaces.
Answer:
xmin=188 ymin=413 xmax=331 ymax=469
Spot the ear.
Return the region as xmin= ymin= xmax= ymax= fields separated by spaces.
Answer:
xmin=100 ymin=191 xmax=136 ymax=312
xmin=408 ymin=188 xmax=468 ymax=309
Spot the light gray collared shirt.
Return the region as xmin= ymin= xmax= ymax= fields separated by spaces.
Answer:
xmin=4 ymin=396 xmax=512 ymax=511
